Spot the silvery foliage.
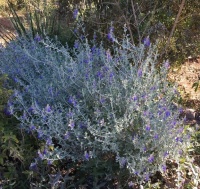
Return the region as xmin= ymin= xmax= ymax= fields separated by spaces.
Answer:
xmin=0 ymin=34 xmax=191 ymax=182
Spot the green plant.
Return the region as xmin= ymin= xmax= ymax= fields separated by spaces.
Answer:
xmin=1 ymin=0 xmax=76 ymax=46
xmin=0 ymin=26 xmax=194 ymax=186
xmin=0 ymin=75 xmax=43 ymax=188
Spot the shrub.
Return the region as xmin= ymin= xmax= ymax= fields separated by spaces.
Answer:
xmin=0 ymin=32 xmax=191 ymax=184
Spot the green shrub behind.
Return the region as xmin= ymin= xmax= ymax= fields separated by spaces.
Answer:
xmin=0 ymin=75 xmax=41 ymax=189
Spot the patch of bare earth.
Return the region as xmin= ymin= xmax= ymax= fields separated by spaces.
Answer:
xmin=169 ymin=58 xmax=200 ymax=102
xmin=0 ymin=15 xmax=16 ymax=44
xmin=169 ymin=58 xmax=200 ymax=124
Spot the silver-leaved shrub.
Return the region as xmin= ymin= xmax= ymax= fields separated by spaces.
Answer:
xmin=0 ymin=34 xmax=191 ymax=182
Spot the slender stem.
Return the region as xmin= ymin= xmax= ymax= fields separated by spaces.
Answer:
xmin=131 ymin=0 xmax=141 ymax=43
xmin=162 ymin=0 xmax=186 ymax=56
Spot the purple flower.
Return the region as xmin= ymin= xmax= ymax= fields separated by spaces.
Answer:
xmin=164 ymin=60 xmax=170 ymax=69
xmin=46 ymin=138 xmax=52 ymax=146
xmin=154 ymin=134 xmax=159 ymax=139
xmin=45 ymin=104 xmax=52 ymax=113
xmin=171 ymin=120 xmax=177 ymax=126
xmin=74 ymin=40 xmax=79 ymax=49
xmin=107 ymin=33 xmax=112 ymax=41
xmin=91 ymin=46 xmax=96 ymax=54
xmin=37 ymin=130 xmax=44 ymax=139
xmin=161 ymin=164 xmax=167 ymax=172
xmin=14 ymin=77 xmax=19 ymax=83
xmin=187 ymin=134 xmax=191 ymax=139
xmin=143 ymin=111 xmax=148 ymax=116
xmin=30 ymin=125 xmax=36 ymax=131
xmin=134 ymin=171 xmax=139 ymax=175
xmin=93 ymin=34 xmax=97 ymax=40
xmin=128 ymin=181 xmax=134 ymax=187
xmin=178 ymin=127 xmax=184 ymax=134
xmin=106 ymin=49 xmax=112 ymax=61
xmin=28 ymin=106 xmax=35 ymax=113
xmin=179 ymin=108 xmax=183 ymax=114
xmin=100 ymin=97 xmax=106 ymax=104
xmin=109 ymin=72 xmax=114 ymax=81
xmin=150 ymin=86 xmax=156 ymax=91
xmin=143 ymin=36 xmax=150 ymax=47
xmin=179 ymin=150 xmax=183 ymax=155
xmin=22 ymin=111 xmax=27 ymax=120
xmin=38 ymin=150 xmax=44 ymax=159
xmin=67 ymin=111 xmax=73 ymax=118
xmin=132 ymin=95 xmax=138 ymax=101
xmin=165 ymin=110 xmax=171 ymax=118
xmin=34 ymin=34 xmax=41 ymax=42
xmin=64 ymin=132 xmax=70 ymax=140
xmin=68 ymin=96 xmax=77 ymax=107
xmin=148 ymin=154 xmax=154 ymax=163
xmin=29 ymin=162 xmax=37 ymax=171
xmin=79 ymin=122 xmax=86 ymax=129
xmin=74 ymin=28 xmax=78 ymax=34
xmin=163 ymin=151 xmax=169 ymax=158
xmin=107 ymin=26 xmax=114 ymax=42
xmin=43 ymin=148 xmax=48 ymax=155
xmin=145 ymin=125 xmax=151 ymax=131
xmin=48 ymin=160 xmax=53 ymax=165
xmin=97 ymin=71 xmax=104 ymax=79
xmin=137 ymin=69 xmax=142 ymax=77
xmin=175 ymin=137 xmax=183 ymax=143
xmin=3 ymin=107 xmax=12 ymax=116
xmin=145 ymin=173 xmax=150 ymax=181
xmin=120 ymin=157 xmax=127 ymax=167
xmin=68 ymin=120 xmax=75 ymax=129
xmin=73 ymin=8 xmax=78 ymax=19
xmin=84 ymin=152 xmax=90 ymax=161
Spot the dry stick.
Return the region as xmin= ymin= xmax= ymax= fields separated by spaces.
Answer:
xmin=161 ymin=0 xmax=186 ymax=56
xmin=114 ymin=0 xmax=135 ymax=45
xmin=122 ymin=15 xmax=135 ymax=45
xmin=131 ymin=0 xmax=141 ymax=44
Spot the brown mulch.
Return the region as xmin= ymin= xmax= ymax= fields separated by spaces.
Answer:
xmin=169 ymin=57 xmax=200 ymax=102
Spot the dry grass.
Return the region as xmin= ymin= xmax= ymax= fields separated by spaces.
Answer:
xmin=0 ymin=0 xmax=6 ymax=6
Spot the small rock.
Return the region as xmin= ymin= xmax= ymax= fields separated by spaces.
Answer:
xmin=184 ymin=108 xmax=196 ymax=120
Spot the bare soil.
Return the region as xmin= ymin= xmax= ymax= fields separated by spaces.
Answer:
xmin=169 ymin=58 xmax=200 ymax=100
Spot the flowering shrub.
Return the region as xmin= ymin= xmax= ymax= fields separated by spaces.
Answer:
xmin=0 ymin=34 xmax=191 ymax=183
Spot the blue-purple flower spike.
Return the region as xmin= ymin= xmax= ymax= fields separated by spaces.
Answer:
xmin=73 ymin=8 xmax=78 ymax=19
xmin=148 ymin=154 xmax=154 ymax=163
xmin=128 ymin=181 xmax=134 ymax=187
xmin=29 ymin=162 xmax=37 ymax=171
xmin=145 ymin=125 xmax=150 ymax=131
xmin=45 ymin=104 xmax=52 ymax=113
xmin=164 ymin=60 xmax=170 ymax=69
xmin=165 ymin=110 xmax=171 ymax=119
xmin=30 ymin=125 xmax=36 ymax=131
xmin=143 ymin=36 xmax=150 ymax=47
xmin=84 ymin=152 xmax=90 ymax=161
xmin=34 ymin=34 xmax=41 ymax=42
xmin=107 ymin=26 xmax=114 ymax=42
xmin=162 ymin=164 xmax=167 ymax=172
xmin=137 ymin=69 xmax=142 ymax=77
